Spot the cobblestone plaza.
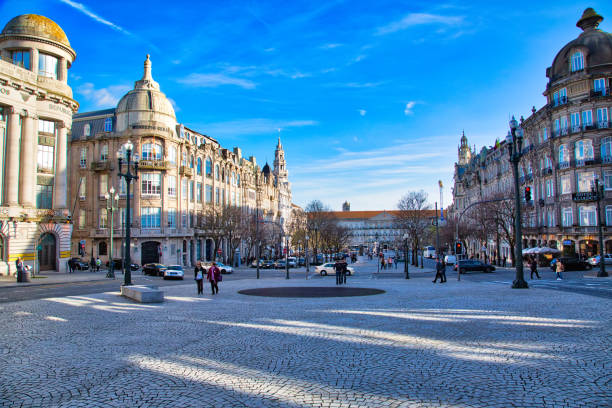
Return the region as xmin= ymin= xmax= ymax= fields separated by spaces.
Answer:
xmin=1 ymin=271 xmax=610 ymax=407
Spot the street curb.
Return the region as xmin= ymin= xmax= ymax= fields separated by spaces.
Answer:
xmin=0 ymin=277 xmax=111 ymax=289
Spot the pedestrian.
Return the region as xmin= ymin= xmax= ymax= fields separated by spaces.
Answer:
xmin=433 ymin=258 xmax=444 ymax=283
xmin=207 ymin=262 xmax=221 ymax=294
xmin=15 ymin=257 xmax=23 ymax=279
xmin=95 ymin=257 xmax=101 ymax=272
xmin=67 ymin=258 xmax=74 ymax=274
xmin=394 ymin=256 xmax=398 ymax=269
xmin=381 ymin=257 xmax=386 ymax=270
xmin=555 ymin=259 xmax=564 ymax=280
xmin=387 ymin=256 xmax=393 ymax=270
xmin=341 ymin=259 xmax=347 ymax=284
xmin=90 ymin=256 xmax=95 ymax=270
xmin=503 ymin=257 xmax=507 ymax=267
xmin=334 ymin=259 xmax=343 ymax=285
xmin=441 ymin=258 xmax=447 ymax=282
xmin=194 ymin=261 xmax=204 ymax=295
xmin=530 ymin=257 xmax=540 ymax=279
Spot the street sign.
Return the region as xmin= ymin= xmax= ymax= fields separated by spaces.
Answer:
xmin=283 ymin=248 xmax=287 ymax=254
xmin=217 ymin=249 xmax=222 ymax=254
xmin=572 ymin=192 xmax=598 ymax=202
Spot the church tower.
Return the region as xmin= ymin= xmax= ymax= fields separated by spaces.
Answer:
xmin=273 ymin=135 xmax=288 ymax=181
xmin=273 ymin=135 xmax=292 ymax=233
xmin=458 ymin=131 xmax=472 ymax=165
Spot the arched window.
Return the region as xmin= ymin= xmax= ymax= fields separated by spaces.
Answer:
xmin=98 ymin=241 xmax=108 ymax=256
xmin=215 ymin=164 xmax=219 ymax=180
xmin=168 ymin=145 xmax=177 ymax=165
xmin=104 ymin=117 xmax=113 ymax=132
xmin=84 ymin=123 xmax=91 ymax=137
xmin=559 ymin=144 xmax=568 ymax=163
xmin=574 ymin=139 xmax=593 ymax=160
xmin=570 ymin=51 xmax=584 ymax=72
xmin=196 ymin=158 xmax=202 ymax=175
xmin=221 ymin=168 xmax=225 ymax=182
xmin=601 ymin=137 xmax=612 ymax=160
xmin=142 ymin=143 xmax=163 ymax=161
xmin=205 ymin=158 xmax=212 ymax=177
xmin=190 ymin=155 xmax=194 ymax=169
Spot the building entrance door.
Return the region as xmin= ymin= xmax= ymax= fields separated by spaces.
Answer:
xmin=38 ymin=233 xmax=56 ymax=271
xmin=141 ymin=241 xmax=160 ymax=265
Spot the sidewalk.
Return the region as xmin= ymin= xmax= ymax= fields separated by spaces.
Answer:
xmin=0 ymin=270 xmax=112 ymax=288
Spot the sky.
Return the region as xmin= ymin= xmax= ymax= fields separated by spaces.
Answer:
xmin=2 ymin=0 xmax=611 ymax=211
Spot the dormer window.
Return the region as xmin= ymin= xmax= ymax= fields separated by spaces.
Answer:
xmin=104 ymin=117 xmax=113 ymax=132
xmin=570 ymin=51 xmax=584 ymax=72
xmin=84 ymin=123 xmax=91 ymax=137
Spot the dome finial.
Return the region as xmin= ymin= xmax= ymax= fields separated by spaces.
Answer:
xmin=577 ymin=8 xmax=603 ymax=31
xmin=142 ymin=54 xmax=152 ymax=81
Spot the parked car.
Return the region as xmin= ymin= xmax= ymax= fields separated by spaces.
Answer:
xmin=163 ymin=265 xmax=184 ymax=280
xmin=106 ymin=259 xmax=139 ymax=271
xmin=216 ymin=262 xmax=233 ymax=274
xmin=250 ymin=259 xmax=266 ymax=268
xmin=287 ymin=257 xmax=297 ymax=268
xmin=297 ymin=257 xmax=306 ymax=266
xmin=142 ymin=263 xmax=167 ymax=276
xmin=454 ymin=259 xmax=495 ymax=274
xmin=314 ymin=262 xmax=355 ymax=276
xmin=444 ymin=255 xmax=457 ymax=266
xmin=550 ymin=257 xmax=592 ymax=271
xmin=423 ymin=246 xmax=436 ymax=259
xmin=587 ymin=254 xmax=612 ymax=266
xmin=260 ymin=260 xmax=275 ymax=269
xmin=70 ymin=257 xmax=89 ymax=271
xmin=275 ymin=260 xmax=287 ymax=269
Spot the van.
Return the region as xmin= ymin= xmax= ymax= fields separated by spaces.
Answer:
xmin=444 ymin=255 xmax=457 ymax=266
xmin=423 ymin=246 xmax=436 ymax=259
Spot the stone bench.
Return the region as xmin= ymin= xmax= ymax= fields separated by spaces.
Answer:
xmin=121 ymin=285 xmax=164 ymax=303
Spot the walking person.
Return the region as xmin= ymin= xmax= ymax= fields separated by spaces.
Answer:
xmin=340 ymin=260 xmax=347 ymax=284
xmin=95 ymin=257 xmax=101 ymax=272
xmin=530 ymin=257 xmax=540 ymax=279
xmin=15 ymin=257 xmax=23 ymax=280
xmin=441 ymin=258 xmax=447 ymax=282
xmin=433 ymin=258 xmax=445 ymax=283
xmin=194 ymin=261 xmax=204 ymax=295
xmin=67 ymin=258 xmax=74 ymax=274
xmin=387 ymin=256 xmax=393 ymax=270
xmin=555 ymin=259 xmax=564 ymax=280
xmin=381 ymin=257 xmax=386 ymax=270
xmin=334 ymin=259 xmax=343 ymax=285
xmin=207 ymin=262 xmax=221 ymax=294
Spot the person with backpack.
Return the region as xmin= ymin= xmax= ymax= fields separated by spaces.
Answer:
xmin=194 ymin=261 xmax=204 ymax=295
xmin=555 ymin=259 xmax=564 ymax=280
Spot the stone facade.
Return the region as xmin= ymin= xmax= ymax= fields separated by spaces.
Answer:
xmin=0 ymin=15 xmax=78 ymax=275
xmin=69 ymin=56 xmax=292 ymax=267
xmin=451 ymin=8 xmax=612 ymax=260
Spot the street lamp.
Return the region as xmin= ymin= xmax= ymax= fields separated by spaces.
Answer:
xmin=403 ymin=233 xmax=409 ymax=279
xmin=506 ymin=116 xmax=528 ymax=289
xmin=104 ymin=187 xmax=119 ymax=279
xmin=593 ymin=178 xmax=608 ymax=277
xmin=375 ymin=232 xmax=380 ymax=273
xmin=305 ymin=234 xmax=310 ymax=278
xmin=117 ymin=140 xmax=139 ymax=286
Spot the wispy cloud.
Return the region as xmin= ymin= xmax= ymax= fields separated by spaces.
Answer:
xmin=328 ymin=81 xmax=384 ymax=88
xmin=320 ymin=43 xmax=343 ymax=49
xmin=77 ymin=83 xmax=130 ymax=108
xmin=376 ymin=13 xmax=463 ymax=35
xmin=404 ymin=101 xmax=417 ymax=115
xmin=196 ymin=118 xmax=318 ymax=137
xmin=177 ymin=73 xmax=257 ymax=89
xmin=58 ymin=0 xmax=130 ymax=34
xmin=358 ymin=109 xmax=367 ymax=116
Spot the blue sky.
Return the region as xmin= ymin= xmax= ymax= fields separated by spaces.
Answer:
xmin=3 ymin=1 xmax=611 ymax=211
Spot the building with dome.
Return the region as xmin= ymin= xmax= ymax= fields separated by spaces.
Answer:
xmin=68 ymin=55 xmax=292 ymax=267
xmin=0 ymin=14 xmax=78 ymax=275
xmin=451 ymin=8 xmax=612 ymax=260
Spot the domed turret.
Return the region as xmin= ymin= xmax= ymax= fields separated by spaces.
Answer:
xmin=1 ymin=14 xmax=71 ymax=48
xmin=115 ymin=55 xmax=176 ymax=133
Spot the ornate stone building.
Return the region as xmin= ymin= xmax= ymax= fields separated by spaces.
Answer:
xmin=0 ymin=15 xmax=78 ymax=275
xmin=452 ymin=8 xmax=612 ymax=259
xmin=69 ymin=56 xmax=292 ymax=267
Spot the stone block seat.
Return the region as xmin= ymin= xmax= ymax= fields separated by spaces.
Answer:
xmin=120 ymin=285 xmax=164 ymax=303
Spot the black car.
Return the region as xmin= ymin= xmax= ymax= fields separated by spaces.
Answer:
xmin=142 ymin=263 xmax=167 ymax=276
xmin=261 ymin=260 xmax=275 ymax=269
xmin=69 ymin=257 xmax=89 ymax=271
xmin=106 ymin=259 xmax=140 ymax=271
xmin=550 ymin=257 xmax=592 ymax=271
xmin=454 ymin=259 xmax=495 ymax=274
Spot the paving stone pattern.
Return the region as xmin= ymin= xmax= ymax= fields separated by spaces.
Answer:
xmin=0 ymin=276 xmax=610 ymax=407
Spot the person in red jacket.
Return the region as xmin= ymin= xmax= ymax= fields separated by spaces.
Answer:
xmin=207 ymin=262 xmax=221 ymax=295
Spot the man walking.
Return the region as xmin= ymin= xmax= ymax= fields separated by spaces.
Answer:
xmin=433 ymin=258 xmax=446 ymax=283
xmin=530 ymin=257 xmax=540 ymax=279
xmin=334 ymin=259 xmax=343 ymax=285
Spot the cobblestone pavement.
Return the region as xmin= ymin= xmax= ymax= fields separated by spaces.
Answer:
xmin=1 ymin=274 xmax=610 ymax=407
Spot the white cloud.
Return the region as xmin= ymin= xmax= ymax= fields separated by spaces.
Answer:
xmin=404 ymin=101 xmax=417 ymax=115
xmin=197 ymin=118 xmax=318 ymax=137
xmin=320 ymin=43 xmax=343 ymax=49
xmin=177 ymin=73 xmax=257 ymax=89
xmin=263 ymin=48 xmax=276 ymax=53
xmin=77 ymin=83 xmax=130 ymax=108
xmin=376 ymin=13 xmax=463 ymax=35
xmin=358 ymin=109 xmax=367 ymax=116
xmin=58 ymin=0 xmax=130 ymax=34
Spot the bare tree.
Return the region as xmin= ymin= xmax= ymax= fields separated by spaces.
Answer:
xmin=396 ymin=190 xmax=432 ymax=265
xmin=201 ymin=206 xmax=225 ymax=260
xmin=305 ymin=200 xmax=335 ymax=263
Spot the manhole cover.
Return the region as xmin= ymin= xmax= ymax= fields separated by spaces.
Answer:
xmin=238 ymin=286 xmax=385 ymax=298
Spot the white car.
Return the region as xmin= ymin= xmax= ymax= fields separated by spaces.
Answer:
xmin=163 ymin=265 xmax=184 ymax=280
xmin=444 ymin=255 xmax=457 ymax=266
xmin=587 ymin=254 xmax=612 ymax=266
xmin=216 ymin=262 xmax=233 ymax=274
xmin=314 ymin=262 xmax=355 ymax=276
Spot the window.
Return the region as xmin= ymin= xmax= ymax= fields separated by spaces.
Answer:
xmin=206 ymin=185 xmax=212 ymax=203
xmin=575 ymin=140 xmax=594 ymax=160
xmin=544 ymin=155 xmax=552 ymax=169
xmin=168 ymin=208 xmax=177 ymax=228
xmin=99 ymin=174 xmax=108 ymax=197
xmin=579 ymin=205 xmax=596 ymax=226
xmin=119 ymin=178 xmax=127 ymax=196
xmin=570 ymin=51 xmax=584 ymax=72
xmin=79 ymin=177 xmax=86 ymax=199
xmin=206 ymin=158 xmax=212 ymax=177
xmin=547 ymin=211 xmax=555 ymax=227
xmin=607 ymin=206 xmax=612 ymax=226
xmin=594 ymin=78 xmax=606 ymax=94
xmin=182 ymin=210 xmax=187 ymax=228
xmin=576 ymin=171 xmax=596 ymax=192
xmin=141 ymin=173 xmax=161 ymax=196
xmin=190 ymin=155 xmax=194 ymax=169
xmin=141 ymin=207 xmax=161 ymax=229
xmin=215 ymin=164 xmax=220 ymax=180
xmin=36 ymin=185 xmax=53 ymax=209
xmin=237 ymin=173 xmax=241 ymax=187
xmin=562 ymin=207 xmax=573 ymax=227
xmin=553 ymin=118 xmax=560 ymax=135
xmin=231 ymin=172 xmax=235 ymax=186
xmin=182 ymin=178 xmax=188 ymax=200
xmin=11 ymin=50 xmax=30 ymax=70
xmin=181 ymin=151 xmax=187 ymax=167
xmin=197 ymin=158 xmax=202 ymax=175
xmin=189 ymin=180 xmax=194 ymax=202
xmin=38 ymin=120 xmax=56 ymax=134
xmin=38 ymin=53 xmax=58 ymax=79
xmin=542 ymin=127 xmax=548 ymax=141
xmin=104 ymin=117 xmax=113 ymax=132
xmin=215 ymin=187 xmax=220 ymax=204
xmin=98 ymin=242 xmax=107 ymax=256
xmin=560 ymin=175 xmax=571 ymax=194
xmin=79 ymin=209 xmax=86 ymax=229
xmin=80 ymin=148 xmax=87 ymax=168
xmin=100 ymin=145 xmax=108 ymax=162
xmin=597 ymin=108 xmax=609 ymax=128
xmin=84 ymin=124 xmax=90 ymax=137
xmin=168 ymin=146 xmax=177 ymax=165
xmin=546 ymin=179 xmax=554 ymax=197
xmin=559 ymin=144 xmax=568 ymax=164
xmin=99 ymin=208 xmax=108 ymax=228
xmin=560 ymin=116 xmax=568 ymax=132
xmin=37 ymin=145 xmax=54 ymax=172
xmin=120 ymin=208 xmax=133 ymax=228
xmin=604 ymin=170 xmax=612 ymax=190
xmin=197 ymin=182 xmax=202 ymax=203
xmin=570 ymin=112 xmax=580 ymax=132
xmin=167 ymin=175 xmax=176 ymax=197
xmin=142 ymin=143 xmax=163 ymax=161
xmin=553 ymin=88 xmax=567 ymax=106
xmin=582 ymin=110 xmax=593 ymax=128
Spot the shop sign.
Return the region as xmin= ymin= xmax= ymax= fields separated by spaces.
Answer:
xmin=562 ymin=240 xmax=573 ymax=245
xmin=572 ymin=192 xmax=598 ymax=202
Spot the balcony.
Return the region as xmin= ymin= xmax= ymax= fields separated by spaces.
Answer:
xmin=91 ymin=161 xmax=111 ymax=171
xmin=597 ymin=121 xmax=611 ymax=129
xmin=575 ymin=158 xmax=597 ymax=167
xmin=590 ymin=87 xmax=610 ymax=98
xmin=551 ymin=96 xmax=568 ymax=107
xmin=139 ymin=160 xmax=168 ymax=170
xmin=558 ymin=161 xmax=570 ymax=170
xmin=570 ymin=125 xmax=581 ymax=134
xmin=180 ymin=165 xmax=193 ymax=177
xmin=602 ymin=155 xmax=612 ymax=164
xmin=541 ymin=167 xmax=553 ymax=176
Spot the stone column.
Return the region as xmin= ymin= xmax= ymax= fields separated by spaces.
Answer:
xmin=0 ymin=121 xmax=5 ymax=200
xmin=19 ymin=112 xmax=35 ymax=207
xmin=53 ymin=122 xmax=68 ymax=209
xmin=30 ymin=48 xmax=39 ymax=73
xmin=3 ymin=108 xmax=21 ymax=206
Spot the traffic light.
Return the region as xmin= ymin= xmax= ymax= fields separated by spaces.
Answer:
xmin=455 ymin=241 xmax=463 ymax=255
xmin=78 ymin=242 xmax=85 ymax=256
xmin=524 ymin=186 xmax=532 ymax=202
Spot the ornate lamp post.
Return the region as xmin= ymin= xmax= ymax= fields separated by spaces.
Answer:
xmin=403 ymin=233 xmax=409 ymax=279
xmin=104 ymin=187 xmax=119 ymax=279
xmin=305 ymin=234 xmax=310 ymax=278
xmin=117 ymin=140 xmax=139 ymax=286
xmin=506 ymin=116 xmax=528 ymax=289
xmin=593 ymin=178 xmax=608 ymax=277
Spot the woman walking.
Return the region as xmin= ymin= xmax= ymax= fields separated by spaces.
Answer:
xmin=207 ymin=262 xmax=221 ymax=295
xmin=530 ymin=257 xmax=540 ymax=279
xmin=194 ymin=261 xmax=204 ymax=295
xmin=555 ymin=259 xmax=564 ymax=280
